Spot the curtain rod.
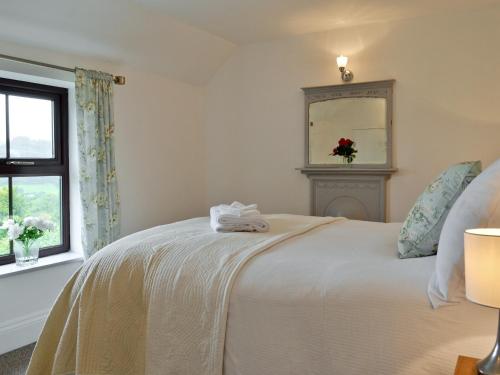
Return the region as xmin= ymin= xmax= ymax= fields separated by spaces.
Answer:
xmin=0 ymin=53 xmax=126 ymax=85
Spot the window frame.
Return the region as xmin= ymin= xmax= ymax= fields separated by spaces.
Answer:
xmin=0 ymin=77 xmax=70 ymax=266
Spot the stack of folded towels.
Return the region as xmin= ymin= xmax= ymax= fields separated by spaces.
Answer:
xmin=210 ymin=201 xmax=270 ymax=233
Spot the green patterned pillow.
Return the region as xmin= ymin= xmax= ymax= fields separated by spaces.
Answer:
xmin=398 ymin=161 xmax=481 ymax=258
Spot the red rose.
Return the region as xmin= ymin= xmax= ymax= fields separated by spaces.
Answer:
xmin=330 ymin=137 xmax=357 ymax=161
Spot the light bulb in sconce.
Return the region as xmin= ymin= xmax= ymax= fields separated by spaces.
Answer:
xmin=336 ymin=55 xmax=353 ymax=82
xmin=336 ymin=55 xmax=348 ymax=69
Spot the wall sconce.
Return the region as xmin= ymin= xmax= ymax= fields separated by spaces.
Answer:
xmin=336 ymin=55 xmax=353 ymax=82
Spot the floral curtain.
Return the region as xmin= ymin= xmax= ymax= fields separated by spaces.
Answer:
xmin=75 ymin=68 xmax=120 ymax=258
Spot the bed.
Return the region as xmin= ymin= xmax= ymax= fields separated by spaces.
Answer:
xmin=27 ymin=215 xmax=497 ymax=375
xmin=225 ymin=219 xmax=496 ymax=374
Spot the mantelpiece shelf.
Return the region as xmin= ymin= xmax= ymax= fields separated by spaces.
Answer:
xmin=297 ymin=168 xmax=397 ymax=176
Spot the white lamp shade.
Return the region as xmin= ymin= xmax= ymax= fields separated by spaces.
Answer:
xmin=464 ymin=228 xmax=500 ymax=308
xmin=336 ymin=55 xmax=348 ymax=68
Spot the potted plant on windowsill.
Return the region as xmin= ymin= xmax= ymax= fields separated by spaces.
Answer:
xmin=1 ymin=217 xmax=55 ymax=266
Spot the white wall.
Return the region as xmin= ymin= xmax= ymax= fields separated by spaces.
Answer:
xmin=114 ymin=67 xmax=206 ymax=236
xmin=203 ymin=3 xmax=500 ymax=221
xmin=0 ymin=261 xmax=81 ymax=354
xmin=0 ymin=43 xmax=206 ymax=354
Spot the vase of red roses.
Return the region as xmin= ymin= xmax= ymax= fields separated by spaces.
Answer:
xmin=329 ymin=138 xmax=358 ymax=165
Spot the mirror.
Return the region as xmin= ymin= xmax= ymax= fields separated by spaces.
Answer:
xmin=309 ymin=97 xmax=387 ymax=165
xmin=302 ymin=80 xmax=394 ymax=168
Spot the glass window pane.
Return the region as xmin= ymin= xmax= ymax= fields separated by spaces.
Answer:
xmin=0 ymin=94 xmax=6 ymax=158
xmin=12 ymin=176 xmax=62 ymax=248
xmin=9 ymin=95 xmax=54 ymax=158
xmin=0 ymin=178 xmax=9 ymax=256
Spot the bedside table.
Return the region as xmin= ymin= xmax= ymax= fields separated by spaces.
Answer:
xmin=454 ymin=356 xmax=479 ymax=375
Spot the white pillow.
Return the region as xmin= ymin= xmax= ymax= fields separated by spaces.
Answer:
xmin=428 ymin=158 xmax=500 ymax=308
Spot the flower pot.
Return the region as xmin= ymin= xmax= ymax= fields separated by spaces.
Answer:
xmin=14 ymin=239 xmax=40 ymax=267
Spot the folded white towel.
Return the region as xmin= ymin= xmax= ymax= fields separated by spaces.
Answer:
xmin=212 ymin=201 xmax=259 ymax=217
xmin=210 ymin=201 xmax=270 ymax=233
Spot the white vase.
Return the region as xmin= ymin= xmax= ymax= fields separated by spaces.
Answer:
xmin=14 ymin=240 xmax=40 ymax=267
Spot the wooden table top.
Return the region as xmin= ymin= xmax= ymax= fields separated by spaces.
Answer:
xmin=454 ymin=356 xmax=479 ymax=375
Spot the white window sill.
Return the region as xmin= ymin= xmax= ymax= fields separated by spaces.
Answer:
xmin=0 ymin=251 xmax=84 ymax=279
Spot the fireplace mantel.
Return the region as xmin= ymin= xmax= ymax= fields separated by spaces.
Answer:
xmin=298 ymin=168 xmax=397 ymax=222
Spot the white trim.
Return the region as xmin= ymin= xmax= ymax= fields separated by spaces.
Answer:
xmin=0 ymin=251 xmax=83 ymax=278
xmin=0 ymin=63 xmax=74 ymax=86
xmin=0 ymin=308 xmax=49 ymax=355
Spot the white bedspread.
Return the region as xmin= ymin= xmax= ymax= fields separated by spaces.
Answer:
xmin=26 ymin=214 xmax=338 ymax=375
xmin=225 ymin=219 xmax=498 ymax=375
xmin=27 ymin=216 xmax=497 ymax=375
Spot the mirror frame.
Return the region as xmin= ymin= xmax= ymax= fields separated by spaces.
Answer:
xmin=302 ymin=80 xmax=394 ymax=169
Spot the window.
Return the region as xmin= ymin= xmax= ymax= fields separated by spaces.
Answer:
xmin=0 ymin=78 xmax=69 ymax=265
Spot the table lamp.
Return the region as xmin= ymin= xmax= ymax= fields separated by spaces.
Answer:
xmin=465 ymin=228 xmax=500 ymax=375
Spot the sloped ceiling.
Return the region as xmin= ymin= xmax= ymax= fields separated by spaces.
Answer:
xmin=139 ymin=0 xmax=498 ymax=44
xmin=0 ymin=0 xmax=496 ymax=85
xmin=0 ymin=0 xmax=235 ymax=85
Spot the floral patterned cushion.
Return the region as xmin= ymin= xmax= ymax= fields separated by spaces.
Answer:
xmin=398 ymin=161 xmax=482 ymax=259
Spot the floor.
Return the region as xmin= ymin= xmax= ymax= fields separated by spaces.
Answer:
xmin=0 ymin=343 xmax=35 ymax=375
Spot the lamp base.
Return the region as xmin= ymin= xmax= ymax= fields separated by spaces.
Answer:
xmin=477 ymin=310 xmax=500 ymax=375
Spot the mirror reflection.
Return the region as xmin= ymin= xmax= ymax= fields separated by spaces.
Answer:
xmin=308 ymin=97 xmax=387 ymax=165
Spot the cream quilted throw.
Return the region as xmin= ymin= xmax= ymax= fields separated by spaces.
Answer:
xmin=27 ymin=214 xmax=339 ymax=375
